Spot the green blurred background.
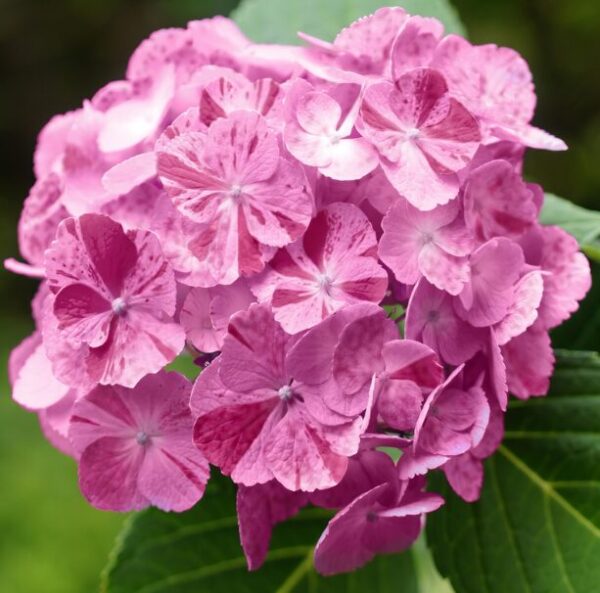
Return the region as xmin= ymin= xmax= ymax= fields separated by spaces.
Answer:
xmin=0 ymin=1 xmax=598 ymax=591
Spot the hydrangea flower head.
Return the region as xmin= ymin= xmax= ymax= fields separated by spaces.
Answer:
xmin=5 ymin=5 xmax=592 ymax=578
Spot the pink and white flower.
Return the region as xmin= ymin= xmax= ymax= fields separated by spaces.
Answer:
xmin=252 ymin=203 xmax=388 ymax=333
xmin=357 ymin=68 xmax=480 ymax=210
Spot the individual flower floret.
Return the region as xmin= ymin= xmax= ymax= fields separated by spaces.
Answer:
xmin=432 ymin=35 xmax=567 ymax=150
xmin=192 ymin=303 xmax=362 ymax=491
xmin=357 ymin=68 xmax=480 ymax=210
xmin=251 ymin=203 xmax=388 ymax=333
xmin=157 ymin=110 xmax=313 ymax=285
xmin=379 ymin=198 xmax=472 ymax=295
xmin=44 ymin=213 xmax=185 ymax=388
xmin=69 ymin=371 xmax=208 ymax=511
xmin=314 ymin=471 xmax=444 ymax=575
xmin=284 ymin=84 xmax=379 ymax=180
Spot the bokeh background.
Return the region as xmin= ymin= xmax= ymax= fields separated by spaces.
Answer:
xmin=0 ymin=1 xmax=598 ymax=592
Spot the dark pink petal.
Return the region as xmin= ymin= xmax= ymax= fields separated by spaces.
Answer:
xmin=220 ymin=303 xmax=291 ymax=393
xmin=286 ymin=303 xmax=384 ymax=386
xmin=444 ymin=453 xmax=483 ymax=502
xmin=311 ymin=449 xmax=398 ymax=509
xmin=331 ymin=311 xmax=399 ymax=415
xmin=382 ymin=339 xmax=443 ymax=391
xmin=406 ymin=279 xmax=485 ymax=365
xmin=378 ymin=379 xmax=423 ymax=431
xmin=78 ymin=437 xmax=148 ymax=511
xmin=53 ymin=284 xmax=112 ymax=347
xmin=314 ymin=484 xmax=389 ymax=575
xmin=464 ymin=160 xmax=540 ymax=241
xmin=85 ymin=312 xmax=185 ymax=388
xmin=138 ymin=437 xmax=209 ymax=512
xmin=237 ymin=481 xmax=308 ymax=570
xmin=194 ymin=399 xmax=279 ymax=476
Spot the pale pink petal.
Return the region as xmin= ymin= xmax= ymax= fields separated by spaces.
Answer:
xmin=12 ymin=336 xmax=71 ymax=410
xmin=102 ymin=152 xmax=157 ymax=195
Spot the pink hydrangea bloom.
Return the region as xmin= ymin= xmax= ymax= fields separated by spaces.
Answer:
xmin=44 ymin=214 xmax=185 ymax=388
xmin=432 ymin=35 xmax=566 ymax=150
xmin=455 ymin=237 xmax=525 ymax=327
xmin=197 ymin=67 xmax=284 ymax=127
xmin=157 ymin=110 xmax=313 ymax=285
xmin=531 ymin=225 xmax=592 ymax=329
xmin=442 ymin=399 xmax=504 ymax=502
xmin=314 ymin=475 xmax=443 ymax=575
xmin=463 ymin=159 xmax=542 ymax=241
xmin=284 ymin=87 xmax=378 ymax=180
xmin=379 ymin=198 xmax=472 ymax=294
xmin=180 ymin=279 xmax=255 ymax=352
xmin=398 ymin=367 xmax=491 ymax=479
xmin=357 ymin=68 xmax=480 ymax=210
xmin=405 ymin=279 xmax=484 ymax=365
xmin=192 ymin=303 xmax=361 ymax=491
xmin=69 ymin=371 xmax=209 ymax=511
xmin=251 ymin=203 xmax=387 ymax=333
xmin=502 ymin=327 xmax=555 ymax=399
xmin=5 ymin=7 xmax=592 ymax=575
xmin=391 ymin=16 xmax=444 ymax=79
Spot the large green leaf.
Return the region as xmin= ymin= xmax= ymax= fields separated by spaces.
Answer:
xmin=427 ymin=351 xmax=600 ymax=593
xmin=542 ymin=193 xmax=600 ymax=262
xmin=102 ymin=471 xmax=454 ymax=593
xmin=232 ymin=0 xmax=466 ymax=45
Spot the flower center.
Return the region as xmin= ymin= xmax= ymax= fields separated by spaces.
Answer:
xmin=136 ymin=431 xmax=150 ymax=446
xmin=277 ymin=385 xmax=293 ymax=401
xmin=427 ymin=309 xmax=440 ymax=323
xmin=405 ymin=127 xmax=420 ymax=140
xmin=316 ymin=273 xmax=333 ymax=294
xmin=229 ymin=185 xmax=243 ymax=201
xmin=112 ymin=297 xmax=127 ymax=316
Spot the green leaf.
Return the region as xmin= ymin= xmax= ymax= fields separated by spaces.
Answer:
xmin=427 ymin=351 xmax=600 ymax=593
xmin=232 ymin=0 xmax=466 ymax=45
xmin=103 ymin=471 xmax=452 ymax=593
xmin=542 ymin=193 xmax=600 ymax=262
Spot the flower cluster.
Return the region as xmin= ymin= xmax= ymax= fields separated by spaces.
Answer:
xmin=7 ymin=8 xmax=591 ymax=575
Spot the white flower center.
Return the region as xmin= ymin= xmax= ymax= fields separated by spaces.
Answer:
xmin=229 ymin=185 xmax=243 ymax=201
xmin=316 ymin=273 xmax=333 ymax=294
xmin=112 ymin=297 xmax=127 ymax=316
xmin=278 ymin=385 xmax=293 ymax=401
xmin=136 ymin=431 xmax=150 ymax=445
xmin=405 ymin=127 xmax=420 ymax=140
